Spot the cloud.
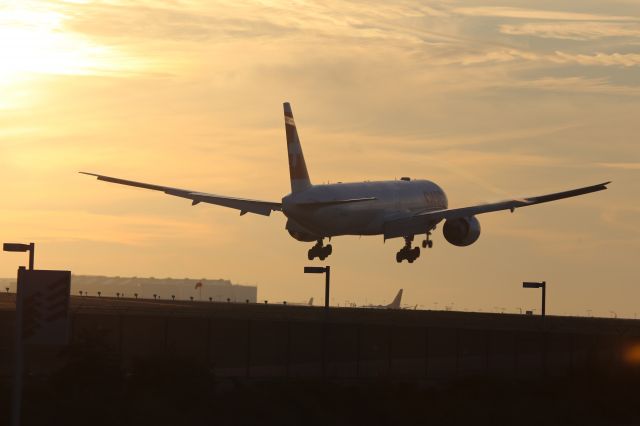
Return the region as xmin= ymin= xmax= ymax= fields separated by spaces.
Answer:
xmin=597 ymin=162 xmax=640 ymax=170
xmin=504 ymin=76 xmax=640 ymax=95
xmin=0 ymin=209 xmax=225 ymax=246
xmin=452 ymin=7 xmax=637 ymax=22
xmin=553 ymin=51 xmax=640 ymax=66
xmin=601 ymin=206 xmax=640 ymax=234
xmin=500 ymin=22 xmax=640 ymax=40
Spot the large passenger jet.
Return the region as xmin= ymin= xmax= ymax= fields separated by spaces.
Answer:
xmin=82 ymin=103 xmax=609 ymax=263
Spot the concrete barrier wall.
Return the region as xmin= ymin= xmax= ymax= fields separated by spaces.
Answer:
xmin=2 ymin=310 xmax=640 ymax=382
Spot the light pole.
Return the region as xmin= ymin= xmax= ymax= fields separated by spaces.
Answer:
xmin=3 ymin=242 xmax=35 ymax=426
xmin=3 ymin=243 xmax=35 ymax=270
xmin=304 ymin=266 xmax=330 ymax=309
xmin=523 ymin=281 xmax=546 ymax=316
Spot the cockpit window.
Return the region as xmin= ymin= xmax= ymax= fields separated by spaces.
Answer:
xmin=424 ymin=191 xmax=446 ymax=209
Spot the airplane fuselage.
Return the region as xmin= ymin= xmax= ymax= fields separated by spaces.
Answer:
xmin=282 ymin=179 xmax=448 ymax=239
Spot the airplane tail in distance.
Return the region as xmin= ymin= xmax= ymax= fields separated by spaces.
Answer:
xmin=308 ymin=297 xmax=314 ymax=306
xmin=284 ymin=102 xmax=312 ymax=193
xmin=387 ymin=289 xmax=403 ymax=309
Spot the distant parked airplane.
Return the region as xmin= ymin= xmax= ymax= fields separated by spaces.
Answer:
xmin=82 ymin=102 xmax=610 ymax=263
xmin=363 ymin=289 xmax=403 ymax=310
xmin=288 ymin=297 xmax=314 ymax=307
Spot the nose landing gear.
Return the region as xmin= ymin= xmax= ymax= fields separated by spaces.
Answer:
xmin=308 ymin=239 xmax=333 ymax=261
xmin=396 ymin=236 xmax=420 ymax=263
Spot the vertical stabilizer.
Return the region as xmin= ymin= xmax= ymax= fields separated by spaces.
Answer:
xmin=284 ymin=102 xmax=312 ymax=192
xmin=387 ymin=289 xmax=403 ymax=309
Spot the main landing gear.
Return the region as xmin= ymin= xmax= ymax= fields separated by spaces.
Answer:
xmin=421 ymin=230 xmax=434 ymax=249
xmin=396 ymin=236 xmax=420 ymax=263
xmin=397 ymin=231 xmax=434 ymax=263
xmin=308 ymin=239 xmax=332 ymax=261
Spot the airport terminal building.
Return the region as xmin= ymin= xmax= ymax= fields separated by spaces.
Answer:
xmin=0 ymin=275 xmax=257 ymax=303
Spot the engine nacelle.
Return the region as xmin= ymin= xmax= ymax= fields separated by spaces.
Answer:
xmin=286 ymin=219 xmax=319 ymax=242
xmin=443 ymin=216 xmax=481 ymax=247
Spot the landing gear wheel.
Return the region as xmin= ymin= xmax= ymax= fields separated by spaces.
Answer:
xmin=396 ymin=236 xmax=420 ymax=263
xmin=408 ymin=247 xmax=420 ymax=263
xmin=422 ymin=231 xmax=434 ymax=249
xmin=319 ymin=246 xmax=328 ymax=260
xmin=308 ymin=239 xmax=332 ymax=261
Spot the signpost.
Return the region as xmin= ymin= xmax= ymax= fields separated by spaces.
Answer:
xmin=4 ymin=242 xmax=71 ymax=426
xmin=3 ymin=243 xmax=34 ymax=270
xmin=523 ymin=281 xmax=546 ymax=317
xmin=304 ymin=266 xmax=330 ymax=309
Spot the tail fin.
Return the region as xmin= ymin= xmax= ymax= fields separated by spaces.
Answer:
xmin=308 ymin=297 xmax=314 ymax=306
xmin=284 ymin=102 xmax=312 ymax=192
xmin=387 ymin=289 xmax=403 ymax=309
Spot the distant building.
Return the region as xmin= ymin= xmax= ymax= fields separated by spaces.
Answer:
xmin=0 ymin=275 xmax=257 ymax=303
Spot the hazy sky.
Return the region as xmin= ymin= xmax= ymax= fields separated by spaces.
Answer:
xmin=1 ymin=0 xmax=638 ymax=317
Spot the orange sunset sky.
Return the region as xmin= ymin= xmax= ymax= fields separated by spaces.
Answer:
xmin=0 ymin=0 xmax=638 ymax=316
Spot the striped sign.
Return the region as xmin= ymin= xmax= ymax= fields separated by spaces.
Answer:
xmin=17 ymin=269 xmax=71 ymax=345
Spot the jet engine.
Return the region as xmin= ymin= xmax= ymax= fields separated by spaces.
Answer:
xmin=443 ymin=216 xmax=481 ymax=247
xmin=286 ymin=219 xmax=319 ymax=242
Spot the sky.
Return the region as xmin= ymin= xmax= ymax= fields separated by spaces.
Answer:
xmin=0 ymin=0 xmax=638 ymax=317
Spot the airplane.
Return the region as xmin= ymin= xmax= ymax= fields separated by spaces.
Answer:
xmin=362 ymin=289 xmax=403 ymax=309
xmin=287 ymin=297 xmax=314 ymax=306
xmin=81 ymin=102 xmax=610 ymax=263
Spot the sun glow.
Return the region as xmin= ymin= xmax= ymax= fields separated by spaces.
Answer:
xmin=1 ymin=4 xmax=102 ymax=80
xmin=0 ymin=2 xmax=152 ymax=109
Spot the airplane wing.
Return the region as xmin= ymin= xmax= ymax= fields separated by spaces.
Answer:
xmin=384 ymin=181 xmax=610 ymax=239
xmin=80 ymin=172 xmax=282 ymax=216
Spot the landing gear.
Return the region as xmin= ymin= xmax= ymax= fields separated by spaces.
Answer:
xmin=421 ymin=230 xmax=434 ymax=249
xmin=396 ymin=236 xmax=420 ymax=263
xmin=308 ymin=240 xmax=333 ymax=261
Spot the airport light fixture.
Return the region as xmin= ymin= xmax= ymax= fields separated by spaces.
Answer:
xmin=523 ymin=281 xmax=546 ymax=317
xmin=304 ymin=266 xmax=331 ymax=309
xmin=3 ymin=243 xmax=35 ymax=270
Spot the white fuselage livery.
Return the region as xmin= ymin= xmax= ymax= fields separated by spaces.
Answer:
xmin=82 ymin=102 xmax=609 ymax=263
xmin=283 ymin=180 xmax=447 ymax=239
